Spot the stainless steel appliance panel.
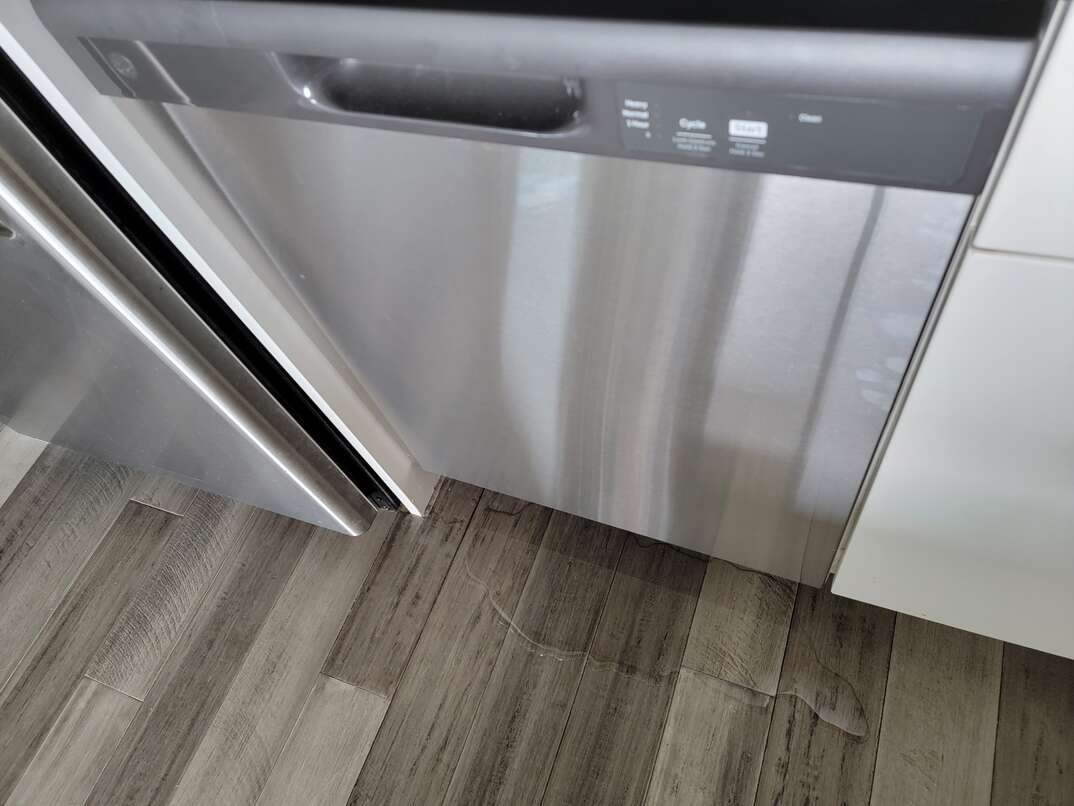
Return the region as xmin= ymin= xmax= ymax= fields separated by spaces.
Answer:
xmin=0 ymin=101 xmax=378 ymax=533
xmin=156 ymin=107 xmax=971 ymax=581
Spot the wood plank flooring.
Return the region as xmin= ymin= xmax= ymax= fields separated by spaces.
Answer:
xmin=646 ymin=558 xmax=796 ymax=805
xmin=0 ymin=443 xmax=138 ymax=691
xmin=349 ymin=491 xmax=550 ymax=806
xmin=443 ymin=510 xmax=625 ymax=806
xmin=871 ymin=616 xmax=1003 ymax=806
xmin=8 ymin=677 xmax=139 ymax=806
xmin=754 ymin=585 xmax=895 ymax=805
xmin=0 ymin=435 xmax=1071 ymax=805
xmin=542 ymin=537 xmax=706 ymax=806
xmin=992 ymin=644 xmax=1074 ymax=805
xmin=322 ymin=479 xmax=481 ymax=698
xmin=0 ymin=501 xmax=179 ymax=801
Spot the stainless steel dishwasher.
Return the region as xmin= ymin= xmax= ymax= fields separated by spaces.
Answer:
xmin=31 ymin=0 xmax=1036 ymax=582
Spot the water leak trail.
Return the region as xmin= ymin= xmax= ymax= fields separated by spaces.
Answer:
xmin=686 ymin=665 xmax=869 ymax=738
xmin=464 ymin=545 xmax=868 ymax=736
xmin=776 ymin=640 xmax=869 ymax=737
xmin=463 ymin=558 xmax=586 ymax=663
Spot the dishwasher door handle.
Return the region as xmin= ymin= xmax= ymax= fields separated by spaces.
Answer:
xmin=277 ymin=54 xmax=583 ymax=134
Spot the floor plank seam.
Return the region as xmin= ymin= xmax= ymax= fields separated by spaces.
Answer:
xmin=127 ymin=496 xmax=190 ymax=517
xmin=128 ymin=506 xmax=259 ymax=706
xmin=95 ymin=512 xmax=315 ymax=806
xmin=749 ymin=583 xmax=800 ymax=806
xmin=253 ymin=675 xmax=320 ymax=806
xmin=365 ymin=488 xmax=481 ymax=699
xmin=534 ymin=533 xmax=628 ymax=806
xmin=6 ymin=683 xmax=79 ymax=800
xmin=334 ymin=489 xmax=483 ymax=805
xmin=437 ymin=505 xmax=556 ymax=806
xmin=319 ymin=514 xmax=399 ymax=685
xmin=82 ymin=672 xmax=144 ymax=704
xmin=218 ymin=522 xmax=321 ymax=690
xmin=84 ymin=692 xmax=141 ymax=806
xmin=320 ymin=493 xmax=470 ymax=693
xmin=249 ymin=519 xmax=401 ymax=805
xmin=319 ymin=671 xmax=390 ymax=703
xmin=986 ymin=641 xmax=1008 ymax=806
xmin=981 ymin=641 xmax=1005 ymax=806
xmin=639 ymin=555 xmax=712 ymax=803
xmin=864 ymin=612 xmax=901 ymax=805
xmin=0 ymin=480 xmax=135 ymax=697
xmin=10 ymin=676 xmax=144 ymax=806
xmin=639 ymin=667 xmax=684 ymax=804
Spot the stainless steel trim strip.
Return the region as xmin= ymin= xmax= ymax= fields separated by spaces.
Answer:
xmin=828 ymin=0 xmax=1071 ymax=580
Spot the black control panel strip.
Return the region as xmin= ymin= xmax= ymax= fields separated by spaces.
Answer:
xmin=0 ymin=48 xmax=401 ymax=510
xmin=73 ymin=36 xmax=1024 ymax=193
xmin=613 ymin=83 xmax=987 ymax=189
xmin=309 ymin=0 xmax=1050 ymax=38
xmin=35 ymin=0 xmax=1036 ymax=193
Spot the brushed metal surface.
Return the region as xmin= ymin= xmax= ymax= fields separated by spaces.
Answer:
xmin=0 ymin=100 xmax=378 ymax=533
xmin=157 ymin=106 xmax=971 ymax=582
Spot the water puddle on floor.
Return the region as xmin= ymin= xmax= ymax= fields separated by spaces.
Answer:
xmin=464 ymin=554 xmax=869 ymax=737
xmin=463 ymin=559 xmax=587 ymax=663
xmin=776 ymin=642 xmax=869 ymax=737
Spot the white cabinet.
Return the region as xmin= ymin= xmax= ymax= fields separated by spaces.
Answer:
xmin=977 ymin=8 xmax=1074 ymax=260
xmin=833 ymin=250 xmax=1074 ymax=658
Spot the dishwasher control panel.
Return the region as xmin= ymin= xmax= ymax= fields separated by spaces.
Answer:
xmin=615 ymin=82 xmax=983 ymax=189
xmin=36 ymin=0 xmax=1033 ymax=194
xmin=57 ymin=25 xmax=1022 ymax=195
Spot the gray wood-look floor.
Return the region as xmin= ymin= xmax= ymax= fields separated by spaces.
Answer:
xmin=0 ymin=426 xmax=1071 ymax=806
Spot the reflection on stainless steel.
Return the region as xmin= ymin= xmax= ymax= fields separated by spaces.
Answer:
xmin=0 ymin=103 xmax=378 ymax=533
xmin=154 ymin=105 xmax=970 ymax=583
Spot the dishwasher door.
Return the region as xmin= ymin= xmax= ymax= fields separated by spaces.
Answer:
xmin=31 ymin=1 xmax=1034 ymax=582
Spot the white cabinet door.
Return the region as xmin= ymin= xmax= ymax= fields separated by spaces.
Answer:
xmin=977 ymin=6 xmax=1074 ymax=260
xmin=833 ymin=250 xmax=1074 ymax=658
